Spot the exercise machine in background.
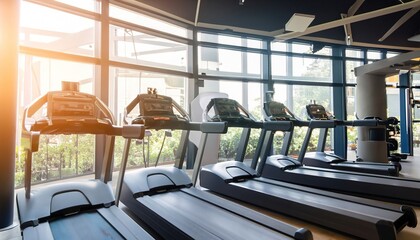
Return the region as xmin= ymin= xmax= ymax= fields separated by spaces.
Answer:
xmin=300 ymin=100 xmax=400 ymax=176
xmin=259 ymin=98 xmax=420 ymax=206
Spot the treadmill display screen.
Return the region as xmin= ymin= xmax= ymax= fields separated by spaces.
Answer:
xmin=213 ymin=99 xmax=241 ymax=118
xmin=267 ymin=102 xmax=288 ymax=119
xmin=141 ymin=99 xmax=174 ymax=117
xmin=307 ymin=104 xmax=329 ymax=120
xmin=49 ymin=94 xmax=96 ymax=119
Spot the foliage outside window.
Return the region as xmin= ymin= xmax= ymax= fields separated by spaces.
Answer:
xmin=113 ymin=131 xmax=183 ymax=170
xmin=16 ymin=135 xmax=95 ymax=188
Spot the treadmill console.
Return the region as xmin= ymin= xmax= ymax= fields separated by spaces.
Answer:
xmin=264 ymin=101 xmax=295 ymax=121
xmin=127 ymin=92 xmax=189 ymax=128
xmin=205 ymin=98 xmax=255 ymax=124
xmin=306 ymin=103 xmax=332 ymax=120
xmin=24 ymin=90 xmax=114 ymax=134
xmin=48 ymin=92 xmax=96 ymax=119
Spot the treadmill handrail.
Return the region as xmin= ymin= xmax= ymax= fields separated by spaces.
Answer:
xmin=308 ymin=119 xmax=336 ymax=128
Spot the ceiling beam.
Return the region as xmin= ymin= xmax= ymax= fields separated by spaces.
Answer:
xmin=195 ymin=0 xmax=201 ymax=26
xmin=275 ymin=0 xmax=420 ymax=40
xmin=379 ymin=6 xmax=420 ymax=42
xmin=341 ymin=14 xmax=353 ymax=45
xmin=342 ymin=0 xmax=365 ymax=45
xmin=348 ymin=0 xmax=365 ymax=16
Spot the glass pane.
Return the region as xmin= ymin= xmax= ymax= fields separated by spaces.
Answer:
xmin=271 ymin=41 xmax=287 ymax=52
xmin=271 ymin=54 xmax=287 ymax=77
xmin=413 ymin=89 xmax=420 ymax=120
xmin=412 ymin=72 xmax=420 ymax=86
xmin=387 ymin=87 xmax=400 ymax=119
xmin=292 ymin=56 xmax=332 ymax=82
xmin=292 ymin=42 xmax=312 ymax=54
xmin=109 ymin=4 xmax=189 ymax=38
xmin=247 ymin=82 xmax=263 ymax=120
xmin=345 ymin=60 xmax=363 ymax=83
xmin=367 ymin=50 xmax=382 ymax=60
xmin=55 ymin=0 xmax=100 ymax=12
xmin=247 ymin=39 xmax=263 ymax=49
xmin=273 ymin=84 xmax=289 ymax=105
xmin=198 ymin=47 xmax=262 ymax=78
xmin=346 ymin=87 xmax=357 ymax=160
xmin=198 ymin=32 xmax=264 ymax=49
xmin=345 ymin=49 xmax=364 ymax=58
xmin=247 ymin=52 xmax=261 ymax=75
xmin=18 ymin=55 xmax=94 ymax=107
xmin=291 ymin=42 xmax=332 ymax=56
xmin=20 ymin=1 xmax=97 ymax=57
xmin=110 ymin=25 xmax=188 ymax=72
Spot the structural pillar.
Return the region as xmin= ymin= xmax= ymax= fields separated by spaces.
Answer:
xmin=399 ymin=73 xmax=413 ymax=155
xmin=0 ymin=0 xmax=19 ymax=229
xmin=356 ymin=73 xmax=388 ymax=163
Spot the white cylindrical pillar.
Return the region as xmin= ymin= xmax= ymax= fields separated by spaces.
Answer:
xmin=356 ymin=73 xmax=388 ymax=163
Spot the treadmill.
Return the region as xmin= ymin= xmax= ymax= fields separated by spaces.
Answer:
xmin=290 ymin=101 xmax=399 ymax=176
xmin=259 ymin=100 xmax=420 ymax=206
xmin=15 ymin=86 xmax=153 ymax=240
xmin=119 ymin=91 xmax=312 ymax=240
xmin=199 ymin=98 xmax=417 ymax=240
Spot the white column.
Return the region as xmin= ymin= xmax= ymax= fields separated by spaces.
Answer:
xmin=356 ymin=73 xmax=388 ymax=163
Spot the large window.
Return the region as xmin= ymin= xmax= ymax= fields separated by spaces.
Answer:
xmin=16 ymin=0 xmax=413 ymax=187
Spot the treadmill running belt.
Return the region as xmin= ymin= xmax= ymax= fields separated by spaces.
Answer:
xmin=49 ymin=211 xmax=123 ymax=240
xmin=137 ymin=189 xmax=292 ymax=240
xmin=237 ymin=179 xmax=403 ymax=220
